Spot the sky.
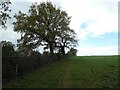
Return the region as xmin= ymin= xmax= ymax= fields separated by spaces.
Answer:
xmin=0 ymin=0 xmax=119 ymax=56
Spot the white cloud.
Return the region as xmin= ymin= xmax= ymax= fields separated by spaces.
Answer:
xmin=84 ymin=7 xmax=117 ymax=37
xmin=58 ymin=0 xmax=118 ymax=40
xmin=10 ymin=0 xmax=118 ymax=40
xmin=77 ymin=46 xmax=118 ymax=56
xmin=0 ymin=28 xmax=20 ymax=44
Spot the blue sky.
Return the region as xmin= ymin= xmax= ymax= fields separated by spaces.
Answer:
xmin=79 ymin=32 xmax=118 ymax=47
xmin=0 ymin=0 xmax=118 ymax=56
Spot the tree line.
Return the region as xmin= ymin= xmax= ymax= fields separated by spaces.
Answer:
xmin=1 ymin=1 xmax=78 ymax=83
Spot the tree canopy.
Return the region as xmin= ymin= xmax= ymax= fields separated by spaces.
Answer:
xmin=13 ymin=2 xmax=78 ymax=54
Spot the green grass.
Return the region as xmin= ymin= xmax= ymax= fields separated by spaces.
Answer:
xmin=3 ymin=56 xmax=119 ymax=88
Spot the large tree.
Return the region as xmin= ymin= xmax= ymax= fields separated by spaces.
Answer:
xmin=13 ymin=2 xmax=77 ymax=54
xmin=55 ymin=27 xmax=78 ymax=54
xmin=0 ymin=0 xmax=11 ymax=29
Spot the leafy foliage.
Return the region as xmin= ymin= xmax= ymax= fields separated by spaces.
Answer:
xmin=67 ymin=48 xmax=78 ymax=56
xmin=0 ymin=0 xmax=11 ymax=29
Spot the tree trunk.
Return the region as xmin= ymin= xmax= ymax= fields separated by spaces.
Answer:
xmin=61 ymin=46 xmax=65 ymax=55
xmin=49 ymin=42 xmax=53 ymax=54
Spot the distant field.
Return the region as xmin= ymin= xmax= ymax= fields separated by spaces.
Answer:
xmin=3 ymin=56 xmax=119 ymax=88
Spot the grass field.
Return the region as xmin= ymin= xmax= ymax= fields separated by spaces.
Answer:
xmin=3 ymin=56 xmax=119 ymax=88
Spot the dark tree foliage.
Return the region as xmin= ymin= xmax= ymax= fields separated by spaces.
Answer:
xmin=1 ymin=41 xmax=64 ymax=84
xmin=2 ymin=41 xmax=16 ymax=82
xmin=55 ymin=29 xmax=78 ymax=55
xmin=13 ymin=2 xmax=77 ymax=54
xmin=67 ymin=48 xmax=78 ymax=56
xmin=0 ymin=0 xmax=11 ymax=29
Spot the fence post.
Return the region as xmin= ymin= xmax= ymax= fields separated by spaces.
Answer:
xmin=16 ymin=63 xmax=18 ymax=80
